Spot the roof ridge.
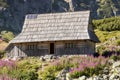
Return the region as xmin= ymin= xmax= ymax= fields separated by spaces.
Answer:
xmin=26 ymin=10 xmax=90 ymax=17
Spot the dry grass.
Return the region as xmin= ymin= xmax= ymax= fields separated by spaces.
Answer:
xmin=0 ymin=41 xmax=8 ymax=50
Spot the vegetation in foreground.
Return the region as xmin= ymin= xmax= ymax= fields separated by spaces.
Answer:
xmin=0 ymin=55 xmax=120 ymax=80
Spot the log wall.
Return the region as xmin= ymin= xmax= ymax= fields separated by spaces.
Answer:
xmin=7 ymin=40 xmax=95 ymax=57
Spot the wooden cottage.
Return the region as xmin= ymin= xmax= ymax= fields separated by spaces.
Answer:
xmin=6 ymin=11 xmax=99 ymax=57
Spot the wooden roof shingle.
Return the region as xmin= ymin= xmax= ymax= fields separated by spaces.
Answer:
xmin=11 ymin=11 xmax=99 ymax=43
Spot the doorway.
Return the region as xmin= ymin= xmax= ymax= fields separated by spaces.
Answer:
xmin=50 ymin=43 xmax=54 ymax=54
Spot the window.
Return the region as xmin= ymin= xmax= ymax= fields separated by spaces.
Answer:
xmin=65 ymin=43 xmax=76 ymax=48
xmin=27 ymin=14 xmax=38 ymax=19
xmin=27 ymin=44 xmax=37 ymax=50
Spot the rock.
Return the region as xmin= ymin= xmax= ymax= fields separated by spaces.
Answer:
xmin=44 ymin=55 xmax=52 ymax=59
xmin=108 ymin=59 xmax=114 ymax=64
xmin=98 ymin=78 xmax=104 ymax=80
xmin=103 ymin=75 xmax=109 ymax=79
xmin=93 ymin=76 xmax=99 ymax=80
xmin=73 ymin=79 xmax=79 ymax=80
xmin=66 ymin=73 xmax=71 ymax=80
xmin=112 ymin=61 xmax=120 ymax=68
xmin=116 ymin=68 xmax=120 ymax=73
xmin=40 ymin=56 xmax=45 ymax=61
xmin=110 ymin=74 xmax=115 ymax=80
xmin=104 ymin=67 xmax=109 ymax=70
xmin=56 ymin=68 xmax=69 ymax=80
xmin=86 ymin=77 xmax=93 ymax=80
xmin=39 ymin=55 xmax=59 ymax=62
xmin=78 ymin=76 xmax=86 ymax=80
xmin=52 ymin=56 xmax=57 ymax=59
xmin=103 ymin=70 xmax=109 ymax=75
xmin=110 ymin=68 xmax=119 ymax=75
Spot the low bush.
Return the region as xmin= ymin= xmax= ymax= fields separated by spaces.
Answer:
xmin=116 ymin=40 xmax=120 ymax=46
xmin=18 ymin=70 xmax=38 ymax=80
xmin=39 ymin=56 xmax=108 ymax=79
xmin=40 ymin=70 xmax=56 ymax=80
xmin=110 ymin=55 xmax=120 ymax=61
xmin=0 ymin=56 xmax=109 ymax=79
xmin=93 ymin=16 xmax=120 ymax=31
xmin=0 ymin=59 xmax=39 ymax=80
xmin=1 ymin=31 xmax=14 ymax=42
xmin=95 ymin=30 xmax=120 ymax=42
xmin=0 ymin=50 xmax=5 ymax=58
xmin=96 ymin=45 xmax=106 ymax=54
xmin=102 ymin=51 xmax=112 ymax=57
xmin=69 ymin=56 xmax=108 ymax=78
xmin=93 ymin=52 xmax=100 ymax=57
xmin=0 ymin=0 xmax=8 ymax=7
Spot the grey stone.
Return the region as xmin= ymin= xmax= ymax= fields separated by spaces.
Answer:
xmin=103 ymin=70 xmax=109 ymax=75
xmin=104 ymin=67 xmax=109 ymax=70
xmin=103 ymin=75 xmax=109 ymax=79
xmin=112 ymin=61 xmax=120 ymax=68
xmin=93 ymin=76 xmax=99 ymax=80
xmin=44 ymin=55 xmax=52 ymax=59
xmin=40 ymin=56 xmax=45 ymax=61
xmin=116 ymin=68 xmax=120 ymax=73
xmin=114 ymin=75 xmax=120 ymax=79
xmin=66 ymin=73 xmax=71 ymax=80
xmin=79 ymin=76 xmax=86 ymax=80
xmin=86 ymin=77 xmax=93 ymax=80
xmin=73 ymin=79 xmax=79 ymax=80
xmin=110 ymin=74 xmax=115 ymax=80
xmin=52 ymin=56 xmax=57 ymax=59
xmin=108 ymin=59 xmax=114 ymax=64
xmin=56 ymin=68 xmax=69 ymax=80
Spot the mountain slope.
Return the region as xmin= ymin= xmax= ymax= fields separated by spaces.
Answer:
xmin=0 ymin=0 xmax=120 ymax=33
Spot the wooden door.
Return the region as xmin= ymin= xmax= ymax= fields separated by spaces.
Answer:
xmin=50 ymin=43 xmax=54 ymax=54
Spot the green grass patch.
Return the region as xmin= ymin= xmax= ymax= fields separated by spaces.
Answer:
xmin=95 ymin=29 xmax=120 ymax=42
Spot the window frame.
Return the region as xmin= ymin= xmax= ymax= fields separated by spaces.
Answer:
xmin=27 ymin=44 xmax=38 ymax=50
xmin=65 ymin=43 xmax=76 ymax=48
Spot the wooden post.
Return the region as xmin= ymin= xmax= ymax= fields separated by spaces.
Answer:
xmin=14 ymin=45 xmax=18 ymax=57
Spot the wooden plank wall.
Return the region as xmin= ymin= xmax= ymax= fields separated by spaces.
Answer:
xmin=55 ymin=40 xmax=95 ymax=55
xmin=8 ymin=40 xmax=95 ymax=57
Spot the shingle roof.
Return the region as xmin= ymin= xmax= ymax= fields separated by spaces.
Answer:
xmin=11 ymin=11 xmax=99 ymax=43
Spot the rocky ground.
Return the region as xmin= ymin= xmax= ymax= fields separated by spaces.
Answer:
xmin=55 ymin=59 xmax=120 ymax=80
xmin=7 ymin=55 xmax=120 ymax=80
xmin=38 ymin=55 xmax=120 ymax=80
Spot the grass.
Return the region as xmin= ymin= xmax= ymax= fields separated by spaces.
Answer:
xmin=95 ymin=29 xmax=120 ymax=42
xmin=0 ymin=41 xmax=8 ymax=50
xmin=95 ymin=29 xmax=120 ymax=55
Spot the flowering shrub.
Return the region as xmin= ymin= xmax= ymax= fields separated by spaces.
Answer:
xmin=0 ymin=56 xmax=109 ymax=79
xmin=69 ymin=56 xmax=108 ymax=78
xmin=40 ymin=56 xmax=108 ymax=79
xmin=0 ymin=60 xmax=16 ymax=69
xmin=0 ymin=76 xmax=17 ymax=80
xmin=0 ymin=60 xmax=17 ymax=79
xmin=0 ymin=59 xmax=38 ymax=80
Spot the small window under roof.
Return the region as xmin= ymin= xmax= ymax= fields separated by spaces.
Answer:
xmin=27 ymin=14 xmax=38 ymax=19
